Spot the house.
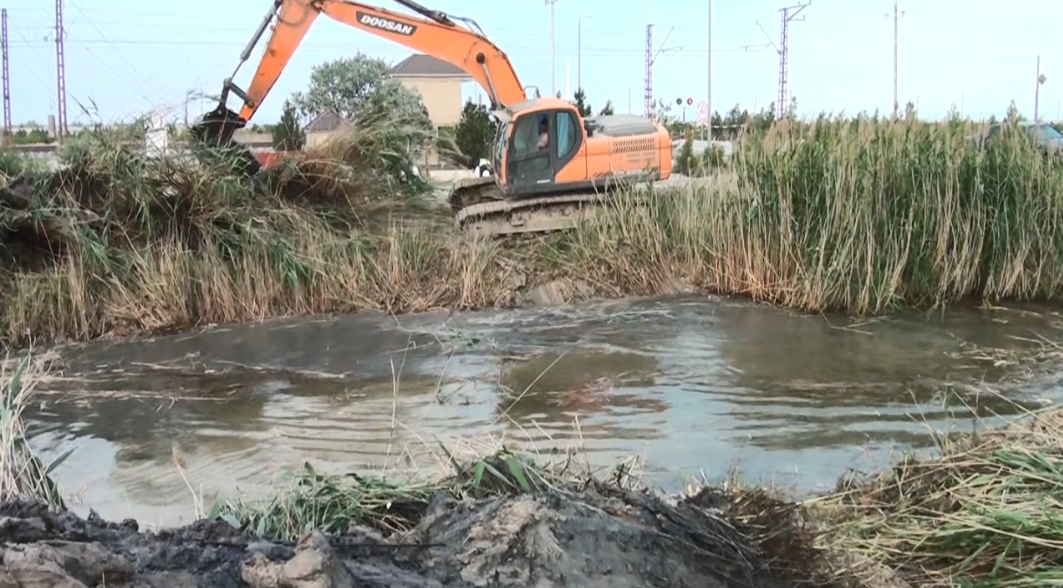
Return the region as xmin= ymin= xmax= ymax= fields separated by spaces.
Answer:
xmin=303 ymin=109 xmax=349 ymax=148
xmin=389 ymin=54 xmax=472 ymax=128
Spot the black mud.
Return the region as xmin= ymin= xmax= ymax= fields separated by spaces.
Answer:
xmin=0 ymin=483 xmax=827 ymax=588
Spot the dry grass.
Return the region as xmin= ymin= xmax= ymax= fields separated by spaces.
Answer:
xmin=4 ymin=115 xmax=1063 ymax=349
xmin=560 ymin=116 xmax=1063 ymax=314
xmin=812 ymin=407 xmax=1063 ymax=588
xmin=0 ymin=351 xmax=65 ymax=509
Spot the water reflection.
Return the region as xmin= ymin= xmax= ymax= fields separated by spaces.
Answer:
xmin=23 ymin=295 xmax=1063 ymax=527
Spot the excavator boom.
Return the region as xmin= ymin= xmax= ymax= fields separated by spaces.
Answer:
xmin=195 ymin=0 xmax=672 ymax=240
xmin=195 ymin=0 xmax=527 ymax=145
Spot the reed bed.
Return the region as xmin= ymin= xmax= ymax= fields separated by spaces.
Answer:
xmin=3 ymin=116 xmax=1062 ymax=349
xmin=814 ymin=408 xmax=1063 ymax=588
xmin=0 ymin=121 xmax=509 ymax=349
xmin=565 ymin=116 xmax=1063 ymax=314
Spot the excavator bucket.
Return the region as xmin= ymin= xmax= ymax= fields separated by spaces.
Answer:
xmin=190 ymin=103 xmax=246 ymax=148
xmin=189 ymin=103 xmax=262 ymax=175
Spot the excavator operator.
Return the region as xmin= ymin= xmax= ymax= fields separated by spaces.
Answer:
xmin=537 ymin=116 xmax=549 ymax=150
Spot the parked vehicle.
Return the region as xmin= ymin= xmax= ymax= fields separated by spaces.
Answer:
xmin=972 ymin=121 xmax=1063 ymax=156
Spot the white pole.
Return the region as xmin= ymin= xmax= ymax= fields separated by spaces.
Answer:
xmin=1034 ymin=55 xmax=1042 ymax=122
xmin=546 ymin=0 xmax=557 ymax=97
xmin=566 ymin=58 xmax=571 ymax=100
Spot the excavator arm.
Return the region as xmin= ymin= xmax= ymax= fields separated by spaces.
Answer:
xmin=194 ymin=0 xmax=528 ymax=145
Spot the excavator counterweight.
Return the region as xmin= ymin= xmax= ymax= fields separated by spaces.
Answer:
xmin=192 ymin=0 xmax=673 ymax=236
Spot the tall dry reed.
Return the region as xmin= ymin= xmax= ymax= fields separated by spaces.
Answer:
xmin=562 ymin=116 xmax=1063 ymax=313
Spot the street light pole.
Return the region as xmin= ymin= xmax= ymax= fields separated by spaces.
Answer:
xmin=578 ymin=14 xmax=591 ymax=94
xmin=546 ymin=0 xmax=557 ymax=97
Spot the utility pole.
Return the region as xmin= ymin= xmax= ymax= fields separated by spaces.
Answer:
xmin=777 ymin=2 xmax=808 ymax=117
xmin=1 ymin=9 xmax=10 ymax=145
xmin=758 ymin=2 xmax=809 ymax=119
xmin=886 ymin=2 xmax=905 ymax=118
xmin=578 ymin=14 xmax=592 ymax=94
xmin=546 ymin=0 xmax=557 ymax=98
xmin=644 ymin=25 xmax=653 ymax=118
xmin=643 ymin=24 xmax=681 ymax=119
xmin=55 ymin=0 xmax=67 ymax=140
xmin=707 ymin=0 xmax=712 ymax=138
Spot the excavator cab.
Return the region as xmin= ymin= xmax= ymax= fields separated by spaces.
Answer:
xmin=497 ymin=101 xmax=585 ymax=198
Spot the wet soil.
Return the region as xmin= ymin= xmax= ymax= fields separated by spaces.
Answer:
xmin=0 ymin=483 xmax=820 ymax=588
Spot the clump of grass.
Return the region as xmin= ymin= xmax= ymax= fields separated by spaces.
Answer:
xmin=210 ymin=447 xmax=566 ymax=540
xmin=813 ymin=408 xmax=1063 ymax=588
xmin=0 ymin=352 xmax=65 ymax=509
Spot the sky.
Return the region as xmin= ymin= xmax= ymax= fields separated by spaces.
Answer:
xmin=4 ymin=0 xmax=1062 ymax=127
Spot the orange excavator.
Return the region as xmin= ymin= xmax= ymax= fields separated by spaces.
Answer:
xmin=193 ymin=0 xmax=673 ymax=236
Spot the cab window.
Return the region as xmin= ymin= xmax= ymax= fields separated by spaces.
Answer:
xmin=556 ymin=111 xmax=578 ymax=159
xmin=511 ymin=115 xmax=540 ymax=156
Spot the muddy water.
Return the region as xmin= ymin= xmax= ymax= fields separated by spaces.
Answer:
xmin=23 ymin=295 xmax=1063 ymax=529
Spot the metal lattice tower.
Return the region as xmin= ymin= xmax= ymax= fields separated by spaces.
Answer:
xmin=776 ymin=2 xmax=808 ymax=118
xmin=2 ymin=9 xmax=10 ymax=142
xmin=55 ymin=0 xmax=68 ymax=139
xmin=644 ymin=25 xmax=653 ymax=118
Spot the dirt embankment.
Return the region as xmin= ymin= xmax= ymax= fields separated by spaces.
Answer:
xmin=0 ymin=483 xmax=821 ymax=588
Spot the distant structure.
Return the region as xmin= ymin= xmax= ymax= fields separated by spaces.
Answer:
xmin=302 ymin=110 xmax=349 ymax=149
xmin=642 ymin=25 xmax=680 ymax=120
xmin=776 ymin=2 xmax=809 ymax=118
xmin=55 ymin=0 xmax=68 ymax=139
xmin=388 ymin=54 xmax=471 ymax=128
xmin=754 ymin=1 xmax=809 ymax=119
xmin=2 ymin=8 xmax=10 ymax=143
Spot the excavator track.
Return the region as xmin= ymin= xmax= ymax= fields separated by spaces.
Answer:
xmin=448 ymin=176 xmax=504 ymax=211
xmin=455 ymin=191 xmax=626 ymax=237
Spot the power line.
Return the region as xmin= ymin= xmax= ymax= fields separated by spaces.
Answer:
xmin=6 ymin=37 xmax=1050 ymax=67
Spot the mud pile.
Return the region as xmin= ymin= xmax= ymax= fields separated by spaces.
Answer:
xmin=0 ymin=482 xmax=824 ymax=588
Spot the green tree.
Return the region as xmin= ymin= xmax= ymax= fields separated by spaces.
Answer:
xmin=573 ymin=88 xmax=592 ymax=117
xmin=676 ymin=135 xmax=695 ymax=175
xmin=904 ymin=100 xmax=918 ymax=121
xmin=1005 ymin=99 xmax=1023 ymax=123
xmin=598 ymin=100 xmax=615 ymax=116
xmin=272 ymin=99 xmax=305 ymax=151
xmin=290 ymin=53 xmax=432 ymax=133
xmin=454 ymin=99 xmax=496 ymax=167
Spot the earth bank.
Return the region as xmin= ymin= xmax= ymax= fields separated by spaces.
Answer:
xmin=0 ymin=481 xmax=815 ymax=588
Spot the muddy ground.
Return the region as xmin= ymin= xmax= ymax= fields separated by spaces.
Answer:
xmin=0 ymin=482 xmax=825 ymax=588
